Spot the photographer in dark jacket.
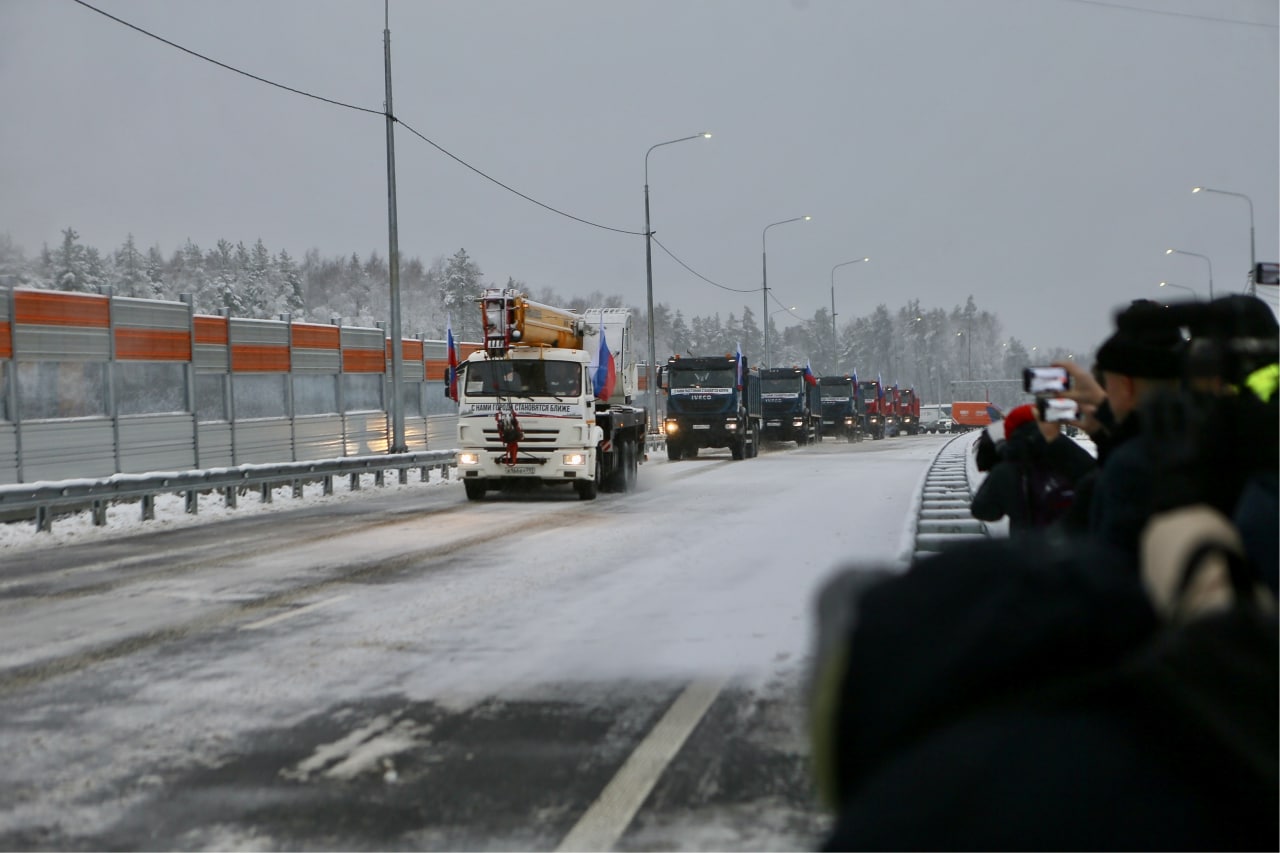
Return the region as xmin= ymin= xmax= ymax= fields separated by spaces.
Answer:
xmin=1057 ymin=300 xmax=1185 ymax=560
xmin=970 ymin=403 xmax=1096 ymax=535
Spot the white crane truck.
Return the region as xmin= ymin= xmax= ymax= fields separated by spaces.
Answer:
xmin=454 ymin=288 xmax=648 ymax=501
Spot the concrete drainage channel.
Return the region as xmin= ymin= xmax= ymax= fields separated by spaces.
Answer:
xmin=913 ymin=433 xmax=989 ymax=560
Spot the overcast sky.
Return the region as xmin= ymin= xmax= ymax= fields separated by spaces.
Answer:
xmin=2 ymin=0 xmax=1276 ymax=352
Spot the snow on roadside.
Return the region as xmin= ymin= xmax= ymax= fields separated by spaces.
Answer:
xmin=0 ymin=468 xmax=459 ymax=557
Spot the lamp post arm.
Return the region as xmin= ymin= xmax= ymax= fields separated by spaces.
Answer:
xmin=1194 ymin=187 xmax=1256 ymax=294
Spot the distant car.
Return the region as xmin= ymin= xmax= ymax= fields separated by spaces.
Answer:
xmin=938 ymin=417 xmax=954 ymax=433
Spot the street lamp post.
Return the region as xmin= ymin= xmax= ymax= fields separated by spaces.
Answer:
xmin=644 ymin=132 xmax=710 ymax=432
xmin=1165 ymin=248 xmax=1213 ymax=299
xmin=762 ymin=216 xmax=811 ymax=369
xmin=830 ymin=257 xmax=870 ymax=361
xmin=1159 ymin=281 xmax=1198 ymax=300
xmin=768 ymin=305 xmax=797 ymax=367
xmin=1192 ymin=186 xmax=1255 ymax=295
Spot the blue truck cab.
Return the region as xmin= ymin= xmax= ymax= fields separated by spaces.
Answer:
xmin=759 ymin=366 xmax=823 ymax=445
xmin=661 ymin=355 xmax=762 ymax=460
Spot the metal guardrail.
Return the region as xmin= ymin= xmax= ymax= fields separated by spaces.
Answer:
xmin=912 ymin=432 xmax=987 ymax=560
xmin=2 ymin=429 xmax=669 ymax=534
xmin=0 ymin=450 xmax=458 ymax=533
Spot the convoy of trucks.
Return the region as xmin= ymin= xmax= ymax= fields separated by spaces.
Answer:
xmin=818 ymin=375 xmax=861 ymax=441
xmin=760 ymin=366 xmax=824 ymax=445
xmin=454 ymin=288 xmax=647 ymax=501
xmin=455 ymin=291 xmax=953 ymax=500
xmin=661 ymin=354 xmax=763 ymax=460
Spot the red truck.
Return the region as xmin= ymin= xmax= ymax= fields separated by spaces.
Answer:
xmin=897 ymin=387 xmax=921 ymax=435
xmin=858 ymin=379 xmax=887 ymax=440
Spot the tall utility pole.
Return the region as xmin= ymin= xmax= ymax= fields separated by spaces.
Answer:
xmin=830 ymin=258 xmax=869 ymax=369
xmin=1193 ymin=186 xmax=1256 ymax=296
xmin=762 ymin=216 xmax=810 ymax=368
xmin=383 ymin=1 xmax=406 ymax=452
xmin=644 ymin=133 xmax=710 ymax=433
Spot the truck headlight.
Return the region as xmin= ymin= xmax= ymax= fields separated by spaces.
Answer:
xmin=664 ymin=420 xmax=679 ymax=434
xmin=726 ymin=421 xmax=738 ymax=430
xmin=563 ymin=452 xmax=586 ymax=466
xmin=458 ymin=452 xmax=479 ymax=466
xmin=844 ymin=417 xmax=854 ymax=424
xmin=792 ymin=417 xmax=804 ymax=427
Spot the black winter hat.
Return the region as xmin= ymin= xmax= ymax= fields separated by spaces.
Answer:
xmin=1095 ymin=300 xmax=1186 ymax=379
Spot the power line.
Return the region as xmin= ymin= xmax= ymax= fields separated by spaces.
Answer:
xmin=650 ymin=237 xmax=757 ymax=294
xmin=68 ymin=0 xmax=645 ymax=237
xmin=395 ymin=119 xmax=643 ymax=236
xmin=1054 ymin=0 xmax=1278 ymax=28
xmin=69 ymin=0 xmax=384 ymax=116
xmin=767 ymin=291 xmax=804 ymax=323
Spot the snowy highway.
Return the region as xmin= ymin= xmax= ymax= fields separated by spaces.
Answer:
xmin=0 ymin=433 xmax=955 ymax=851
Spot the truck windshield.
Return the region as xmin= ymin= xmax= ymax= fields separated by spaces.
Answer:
xmin=668 ymin=368 xmax=735 ymax=389
xmin=819 ymin=383 xmax=853 ymax=399
xmin=761 ymin=378 xmax=800 ymax=394
xmin=464 ymin=360 xmax=581 ymax=398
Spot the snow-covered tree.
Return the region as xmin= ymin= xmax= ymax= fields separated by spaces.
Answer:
xmin=440 ymin=249 xmax=483 ymax=342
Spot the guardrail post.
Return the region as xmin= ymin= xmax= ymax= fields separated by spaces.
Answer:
xmin=36 ymin=505 xmax=51 ymax=533
xmin=140 ymin=494 xmax=155 ymax=521
xmin=185 ymin=490 xmax=198 ymax=515
xmin=349 ymin=472 xmax=361 ymax=491
xmin=292 ymin=479 xmax=304 ymax=499
xmin=323 ymin=475 xmax=334 ymax=496
xmin=419 ymin=465 xmax=429 ymax=482
xmin=399 ymin=467 xmax=408 ymax=485
xmin=375 ymin=468 xmax=385 ymax=487
xmin=93 ymin=500 xmax=107 ymax=526
xmin=260 ymin=483 xmax=273 ymax=503
xmin=224 ymin=486 xmax=238 ymax=509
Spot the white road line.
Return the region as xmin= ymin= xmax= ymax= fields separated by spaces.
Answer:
xmin=239 ymin=595 xmax=349 ymax=631
xmin=556 ymin=679 xmax=725 ymax=853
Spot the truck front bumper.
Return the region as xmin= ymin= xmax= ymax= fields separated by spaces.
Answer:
xmin=456 ymin=446 xmax=595 ymax=482
xmin=664 ymin=416 xmax=743 ymax=448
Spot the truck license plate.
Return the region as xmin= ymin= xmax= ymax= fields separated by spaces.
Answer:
xmin=506 ymin=465 xmax=535 ymax=475
xmin=692 ymin=424 xmax=711 ymax=430
xmin=766 ymin=420 xmax=781 ymax=427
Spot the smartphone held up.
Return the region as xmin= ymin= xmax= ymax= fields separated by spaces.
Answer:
xmin=1022 ymin=366 xmax=1071 ymax=394
xmin=1036 ymin=397 xmax=1079 ymax=423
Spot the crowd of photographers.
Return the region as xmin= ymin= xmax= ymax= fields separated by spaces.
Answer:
xmin=810 ymin=294 xmax=1278 ymax=850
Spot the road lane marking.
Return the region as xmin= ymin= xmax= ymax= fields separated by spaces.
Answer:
xmin=556 ymin=678 xmax=725 ymax=853
xmin=239 ymin=595 xmax=349 ymax=631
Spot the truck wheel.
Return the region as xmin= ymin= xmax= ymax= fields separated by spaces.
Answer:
xmin=686 ymin=445 xmax=698 ymax=459
xmin=731 ymin=435 xmax=745 ymax=460
xmin=463 ymin=480 xmax=487 ymax=501
xmin=576 ymin=456 xmax=601 ymax=500
xmin=666 ymin=440 xmax=681 ymax=462
xmin=621 ymin=441 xmax=638 ymax=492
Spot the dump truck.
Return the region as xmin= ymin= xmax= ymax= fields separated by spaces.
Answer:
xmin=818 ymin=375 xmax=860 ymax=441
xmin=760 ymin=366 xmax=823 ymax=445
xmin=858 ymin=379 xmax=887 ymax=440
xmin=661 ymin=353 xmax=762 ymax=460
xmin=454 ymin=288 xmax=647 ymax=500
